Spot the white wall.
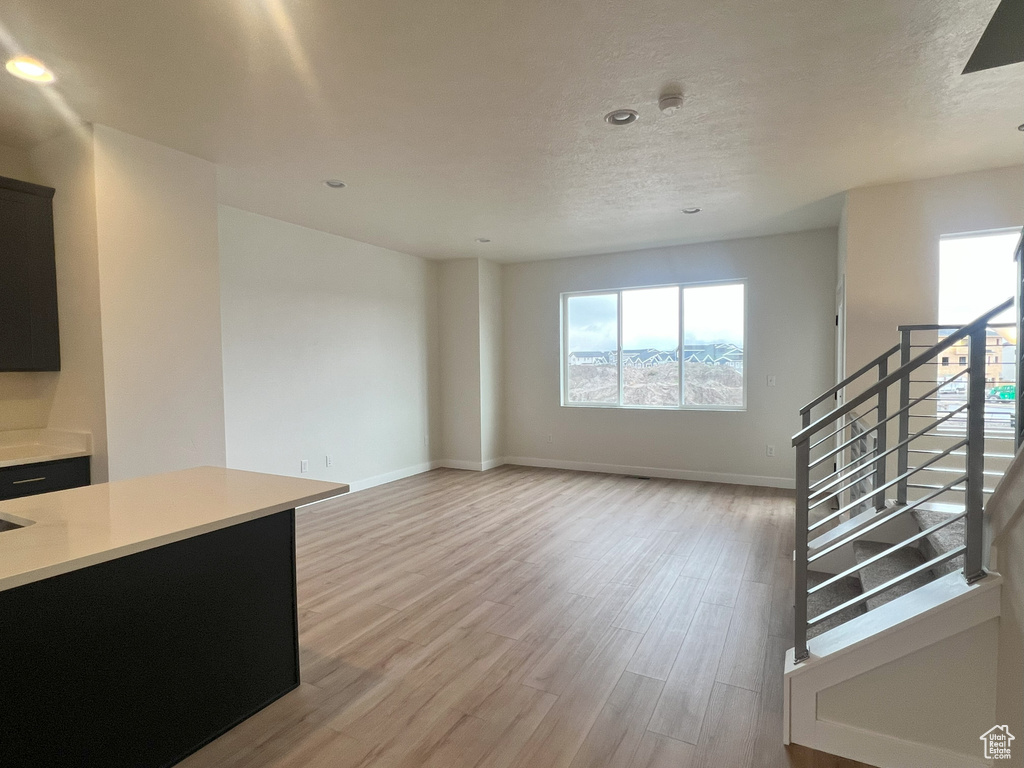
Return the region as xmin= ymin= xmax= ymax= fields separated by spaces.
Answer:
xmin=817 ymin=619 xmax=999 ymax=760
xmin=218 ymin=205 xmax=438 ymax=491
xmin=438 ymin=259 xmax=483 ymax=468
xmin=29 ymin=128 xmax=110 ymax=481
xmin=93 ymin=125 xmax=226 ymax=481
xmin=479 ymin=258 xmax=503 ymax=466
xmin=502 ymin=229 xmax=838 ymax=486
xmin=843 ymin=165 xmax=1023 ymax=376
xmin=991 ymin=448 xmax=1024 ymax=766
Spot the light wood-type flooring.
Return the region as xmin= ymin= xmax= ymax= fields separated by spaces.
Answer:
xmin=179 ymin=466 xmax=876 ymax=768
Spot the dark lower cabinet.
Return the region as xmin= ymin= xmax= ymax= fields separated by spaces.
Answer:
xmin=0 ymin=455 xmax=90 ymax=500
xmin=0 ymin=175 xmax=60 ymax=371
xmin=0 ymin=509 xmax=300 ymax=768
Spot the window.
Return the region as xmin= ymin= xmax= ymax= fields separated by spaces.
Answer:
xmin=939 ymin=231 xmax=1018 ymax=326
xmin=562 ymin=281 xmax=745 ymax=409
xmin=959 ymin=356 xmax=967 ymax=365
xmin=941 ymin=357 xmax=949 ymax=366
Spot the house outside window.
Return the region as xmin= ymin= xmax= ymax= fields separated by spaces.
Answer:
xmin=561 ymin=281 xmax=745 ymax=410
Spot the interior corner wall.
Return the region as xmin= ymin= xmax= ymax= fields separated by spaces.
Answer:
xmin=218 ymin=205 xmax=437 ymax=492
xmin=479 ymin=258 xmax=503 ymax=467
xmin=843 ymin=165 xmax=1024 ymax=379
xmin=438 ymin=259 xmax=483 ymax=468
xmin=92 ymin=124 xmax=226 ymax=481
xmin=501 ymin=229 xmax=838 ymax=486
xmin=28 ymin=127 xmax=110 ymax=482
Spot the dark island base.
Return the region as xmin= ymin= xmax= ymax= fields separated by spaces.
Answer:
xmin=0 ymin=509 xmax=299 ymax=768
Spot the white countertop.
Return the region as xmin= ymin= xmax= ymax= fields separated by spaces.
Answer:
xmin=0 ymin=466 xmax=348 ymax=592
xmin=0 ymin=429 xmax=92 ymax=468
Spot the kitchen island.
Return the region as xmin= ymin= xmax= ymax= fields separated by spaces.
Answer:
xmin=0 ymin=466 xmax=348 ymax=768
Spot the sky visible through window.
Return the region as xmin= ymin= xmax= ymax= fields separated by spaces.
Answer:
xmin=623 ymin=287 xmax=678 ymax=349
xmin=683 ymin=283 xmax=744 ymax=345
xmin=566 ymin=293 xmax=617 ymax=351
xmin=938 ymin=231 xmax=1018 ymax=326
xmin=567 ymin=283 xmax=744 ymax=352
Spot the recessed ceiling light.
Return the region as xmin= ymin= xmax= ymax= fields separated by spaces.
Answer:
xmin=604 ymin=109 xmax=638 ymax=126
xmin=682 ymin=207 xmax=702 ymax=214
xmin=475 ymin=238 xmax=491 ymax=243
xmin=323 ymin=179 xmax=347 ymax=188
xmin=5 ymin=56 xmax=55 ymax=84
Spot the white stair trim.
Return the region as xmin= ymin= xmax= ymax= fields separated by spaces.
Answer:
xmin=786 ymin=572 xmax=1002 ymax=766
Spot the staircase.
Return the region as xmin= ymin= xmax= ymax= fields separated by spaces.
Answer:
xmin=806 ymin=502 xmax=966 ymax=640
xmin=783 ymin=287 xmax=1021 ymax=767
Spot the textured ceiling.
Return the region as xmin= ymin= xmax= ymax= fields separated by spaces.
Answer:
xmin=0 ymin=0 xmax=1020 ymax=261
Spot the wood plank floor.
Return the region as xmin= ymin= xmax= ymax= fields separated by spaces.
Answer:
xmin=179 ymin=466 xmax=876 ymax=768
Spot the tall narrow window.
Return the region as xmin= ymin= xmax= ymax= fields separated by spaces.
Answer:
xmin=565 ymin=293 xmax=619 ymax=404
xmin=622 ymin=286 xmax=680 ymax=406
xmin=937 ymin=230 xmax=1017 ymax=434
xmin=683 ymin=283 xmax=745 ymax=407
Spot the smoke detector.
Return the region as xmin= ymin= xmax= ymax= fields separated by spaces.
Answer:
xmin=659 ymin=94 xmax=684 ymax=116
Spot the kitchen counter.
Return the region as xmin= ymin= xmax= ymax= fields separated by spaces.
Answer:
xmin=0 ymin=427 xmax=92 ymax=468
xmin=0 ymin=465 xmax=348 ymax=592
xmin=0 ymin=465 xmax=349 ymax=768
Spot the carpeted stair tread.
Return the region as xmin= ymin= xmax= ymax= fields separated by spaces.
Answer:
xmin=911 ymin=508 xmax=965 ymax=577
xmin=853 ymin=541 xmax=935 ymax=611
xmin=807 ymin=570 xmax=865 ymax=638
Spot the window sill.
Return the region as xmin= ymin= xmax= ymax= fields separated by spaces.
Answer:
xmin=560 ymin=402 xmax=747 ymax=413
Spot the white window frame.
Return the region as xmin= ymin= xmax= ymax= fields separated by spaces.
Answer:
xmin=560 ymin=279 xmax=747 ymax=412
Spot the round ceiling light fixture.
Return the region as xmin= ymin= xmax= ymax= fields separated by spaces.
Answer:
xmin=604 ymin=109 xmax=638 ymax=126
xmin=5 ymin=55 xmax=55 ymax=84
xmin=323 ymin=179 xmax=347 ymax=189
xmin=682 ymin=207 xmax=702 ymax=214
xmin=475 ymin=238 xmax=491 ymax=243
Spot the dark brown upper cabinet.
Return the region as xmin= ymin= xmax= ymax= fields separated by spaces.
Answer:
xmin=0 ymin=175 xmax=60 ymax=371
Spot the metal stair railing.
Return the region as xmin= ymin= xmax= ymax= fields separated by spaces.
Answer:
xmin=792 ymin=297 xmax=1014 ymax=664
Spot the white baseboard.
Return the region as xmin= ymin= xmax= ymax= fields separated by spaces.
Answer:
xmin=302 ymin=455 xmax=793 ymax=500
xmin=437 ymin=458 xmax=507 ymax=472
xmin=501 ymin=456 xmax=795 ymax=489
xmin=343 ymin=461 xmax=442 ymax=493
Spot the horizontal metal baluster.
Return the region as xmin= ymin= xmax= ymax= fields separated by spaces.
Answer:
xmin=808 ymin=439 xmax=967 ymax=530
xmin=808 ymin=382 xmax=968 ymax=470
xmin=809 ymin=547 xmax=967 ymax=627
xmin=808 ymin=509 xmax=967 ymax=594
xmin=808 ymin=476 xmax=967 ymax=563
xmin=808 ymin=406 xmax=969 ymax=500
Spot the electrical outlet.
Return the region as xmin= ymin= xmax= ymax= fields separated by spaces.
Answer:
xmin=766 ymin=444 xmax=776 ymax=457
xmin=767 ymin=375 xmax=777 ymax=387
xmin=326 ymin=455 xmax=333 ymax=468
xmin=300 ymin=459 xmax=309 ymax=473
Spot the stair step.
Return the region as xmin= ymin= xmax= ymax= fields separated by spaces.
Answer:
xmin=807 ymin=570 xmax=865 ymax=639
xmin=911 ymin=507 xmax=965 ymax=578
xmin=852 ymin=541 xmax=935 ymax=611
